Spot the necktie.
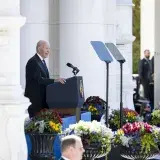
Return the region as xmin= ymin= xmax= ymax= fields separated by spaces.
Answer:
xmin=42 ymin=60 xmax=49 ymax=77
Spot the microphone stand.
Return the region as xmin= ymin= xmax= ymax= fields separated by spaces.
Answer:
xmin=72 ymin=68 xmax=80 ymax=122
xmin=72 ymin=69 xmax=79 ymax=76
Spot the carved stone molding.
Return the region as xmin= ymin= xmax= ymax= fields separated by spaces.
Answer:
xmin=116 ymin=25 xmax=136 ymax=45
xmin=116 ymin=34 xmax=136 ymax=45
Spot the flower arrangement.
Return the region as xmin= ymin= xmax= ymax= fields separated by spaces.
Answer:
xmin=25 ymin=109 xmax=62 ymax=134
xmin=109 ymin=108 xmax=139 ymax=129
xmin=63 ymin=120 xmax=113 ymax=155
xmin=82 ymin=96 xmax=106 ymax=115
xmin=114 ymin=122 xmax=160 ymax=156
xmin=151 ymin=109 xmax=160 ymax=126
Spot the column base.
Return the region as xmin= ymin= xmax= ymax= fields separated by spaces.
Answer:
xmin=123 ymin=80 xmax=135 ymax=110
xmin=116 ymin=80 xmax=135 ymax=110
xmin=0 ymin=102 xmax=29 ymax=160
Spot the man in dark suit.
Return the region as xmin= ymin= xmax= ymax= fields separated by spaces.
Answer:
xmin=25 ymin=40 xmax=65 ymax=118
xmin=151 ymin=56 xmax=154 ymax=74
xmin=60 ymin=135 xmax=85 ymax=160
xmin=138 ymin=49 xmax=152 ymax=99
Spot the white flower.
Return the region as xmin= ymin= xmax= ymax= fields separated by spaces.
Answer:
xmin=35 ymin=120 xmax=45 ymax=133
xmin=63 ymin=120 xmax=113 ymax=142
xmin=152 ymin=126 xmax=160 ymax=135
xmin=101 ymin=126 xmax=113 ymax=138
xmin=120 ymin=136 xmax=132 ymax=147
xmin=69 ymin=124 xmax=76 ymax=130
xmin=136 ymin=115 xmax=144 ymax=122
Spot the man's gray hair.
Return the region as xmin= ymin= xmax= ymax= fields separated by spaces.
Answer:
xmin=61 ymin=135 xmax=81 ymax=152
xmin=144 ymin=49 xmax=150 ymax=53
xmin=36 ymin=40 xmax=50 ymax=53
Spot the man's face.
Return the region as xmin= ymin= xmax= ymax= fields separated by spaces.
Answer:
xmin=38 ymin=42 xmax=50 ymax=59
xmin=144 ymin=50 xmax=150 ymax=59
xmin=71 ymin=140 xmax=85 ymax=160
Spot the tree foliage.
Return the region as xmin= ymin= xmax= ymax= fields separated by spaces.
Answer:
xmin=133 ymin=0 xmax=140 ymax=74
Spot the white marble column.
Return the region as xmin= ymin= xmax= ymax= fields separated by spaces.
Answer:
xmin=141 ymin=0 xmax=155 ymax=58
xmin=141 ymin=0 xmax=160 ymax=108
xmin=103 ymin=0 xmax=119 ymax=109
xmin=154 ymin=0 xmax=160 ymax=108
xmin=0 ymin=0 xmax=30 ymax=159
xmin=59 ymin=0 xmax=116 ymax=103
xmin=116 ymin=0 xmax=136 ymax=109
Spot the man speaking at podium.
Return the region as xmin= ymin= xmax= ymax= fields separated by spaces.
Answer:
xmin=25 ymin=40 xmax=65 ymax=118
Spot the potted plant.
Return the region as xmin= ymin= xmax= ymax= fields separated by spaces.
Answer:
xmin=109 ymin=108 xmax=139 ymax=131
xmin=63 ymin=120 xmax=113 ymax=160
xmin=114 ymin=122 xmax=160 ymax=160
xmin=150 ymin=109 xmax=160 ymax=127
xmin=25 ymin=108 xmax=63 ymax=160
xmin=82 ymin=96 xmax=106 ymax=121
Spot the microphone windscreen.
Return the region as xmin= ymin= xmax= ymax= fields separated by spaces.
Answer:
xmin=66 ymin=63 xmax=72 ymax=67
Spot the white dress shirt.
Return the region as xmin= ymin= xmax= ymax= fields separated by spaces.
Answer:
xmin=61 ymin=156 xmax=70 ymax=160
xmin=37 ymin=53 xmax=44 ymax=61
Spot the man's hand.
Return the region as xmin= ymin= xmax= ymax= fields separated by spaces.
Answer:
xmin=151 ymin=74 xmax=154 ymax=81
xmin=55 ymin=78 xmax=66 ymax=84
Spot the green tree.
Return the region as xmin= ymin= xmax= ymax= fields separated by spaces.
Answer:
xmin=133 ymin=0 xmax=140 ymax=74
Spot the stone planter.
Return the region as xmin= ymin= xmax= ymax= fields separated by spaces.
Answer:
xmin=28 ymin=133 xmax=56 ymax=160
xmin=83 ymin=144 xmax=106 ymax=160
xmin=120 ymin=146 xmax=159 ymax=160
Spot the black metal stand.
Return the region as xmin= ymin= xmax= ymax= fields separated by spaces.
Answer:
xmin=120 ymin=63 xmax=123 ymax=128
xmin=72 ymin=69 xmax=78 ymax=76
xmin=72 ymin=70 xmax=80 ymax=122
xmin=105 ymin=42 xmax=126 ymax=128
xmin=105 ymin=62 xmax=109 ymax=127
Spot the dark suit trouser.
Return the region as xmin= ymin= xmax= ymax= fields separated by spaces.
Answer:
xmin=141 ymin=79 xmax=150 ymax=99
xmin=149 ymin=83 xmax=154 ymax=110
xmin=28 ymin=102 xmax=48 ymax=118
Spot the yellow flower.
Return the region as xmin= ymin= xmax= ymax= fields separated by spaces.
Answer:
xmin=49 ymin=121 xmax=54 ymax=126
xmin=55 ymin=126 xmax=59 ymax=131
xmin=88 ymin=105 xmax=97 ymax=112
xmin=88 ymin=105 xmax=92 ymax=110
xmin=126 ymin=112 xmax=135 ymax=118
xmin=117 ymin=129 xmax=124 ymax=136
xmin=49 ymin=121 xmax=62 ymax=133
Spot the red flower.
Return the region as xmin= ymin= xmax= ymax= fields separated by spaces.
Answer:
xmin=144 ymin=123 xmax=152 ymax=133
xmin=122 ymin=122 xmax=153 ymax=134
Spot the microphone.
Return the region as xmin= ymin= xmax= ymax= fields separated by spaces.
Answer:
xmin=66 ymin=63 xmax=79 ymax=72
xmin=66 ymin=63 xmax=80 ymax=75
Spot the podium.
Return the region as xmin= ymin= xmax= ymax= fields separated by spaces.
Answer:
xmin=46 ymin=76 xmax=85 ymax=122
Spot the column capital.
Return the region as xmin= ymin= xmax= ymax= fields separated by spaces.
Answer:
xmin=116 ymin=25 xmax=136 ymax=45
xmin=0 ymin=16 xmax=26 ymax=28
xmin=116 ymin=0 xmax=134 ymax=6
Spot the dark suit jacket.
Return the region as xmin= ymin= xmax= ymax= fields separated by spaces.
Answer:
xmin=59 ymin=157 xmax=65 ymax=160
xmin=138 ymin=58 xmax=152 ymax=82
xmin=24 ymin=54 xmax=55 ymax=116
xmin=151 ymin=56 xmax=154 ymax=74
